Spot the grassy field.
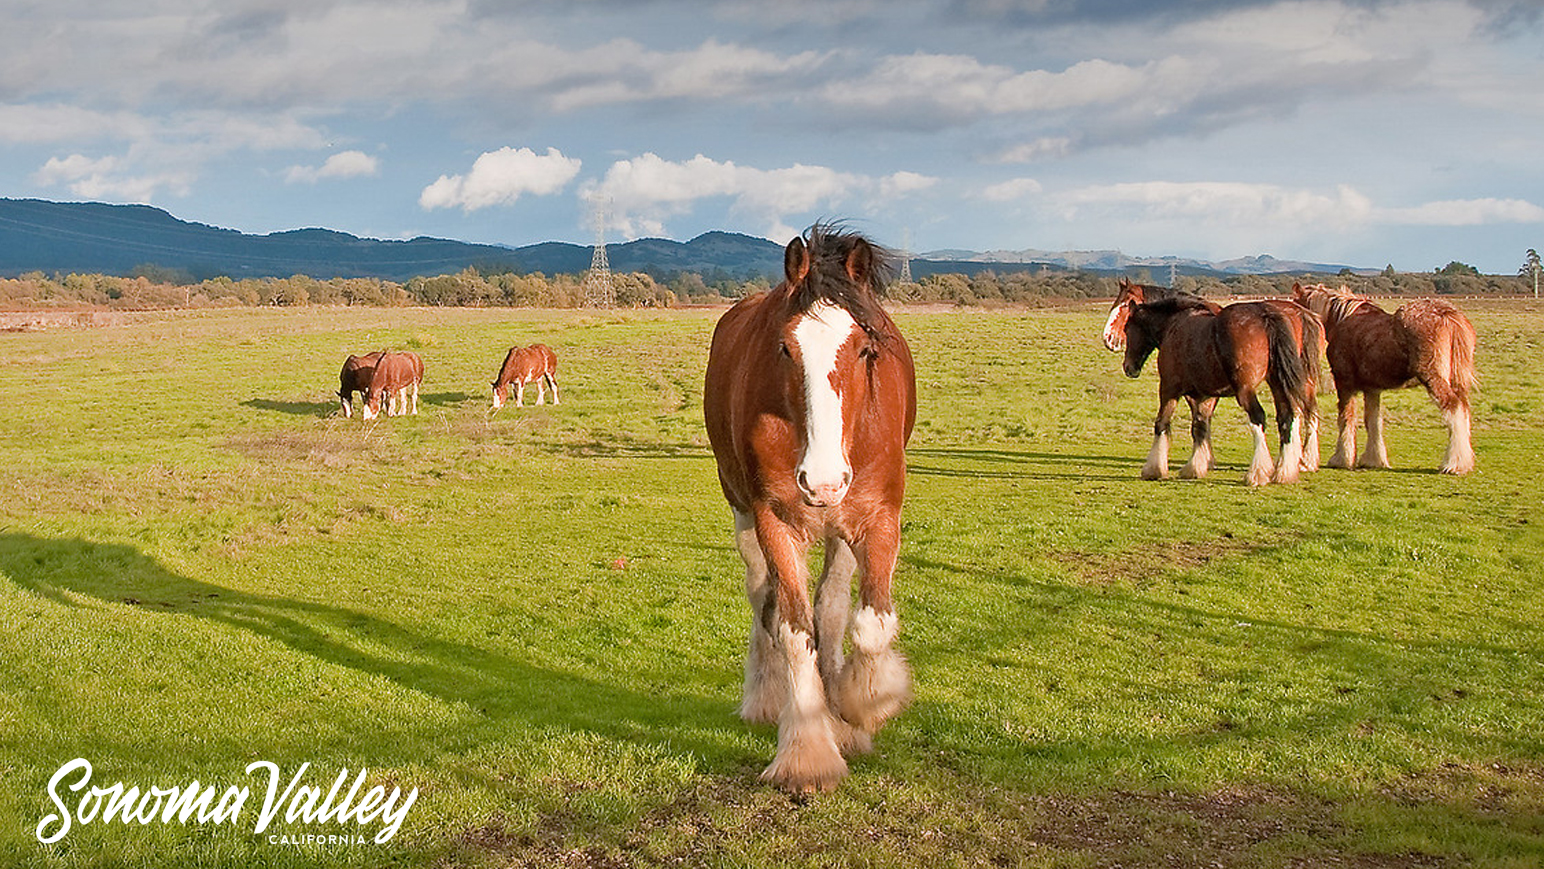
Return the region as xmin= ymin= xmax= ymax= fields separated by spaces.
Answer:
xmin=2 ymin=301 xmax=1542 ymax=868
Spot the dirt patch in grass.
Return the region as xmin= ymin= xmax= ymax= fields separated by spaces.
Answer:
xmin=1053 ymin=533 xmax=1284 ymax=587
xmin=446 ymin=777 xmax=1448 ymax=868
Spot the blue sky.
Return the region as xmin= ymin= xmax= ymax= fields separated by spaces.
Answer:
xmin=2 ymin=0 xmax=1541 ymax=272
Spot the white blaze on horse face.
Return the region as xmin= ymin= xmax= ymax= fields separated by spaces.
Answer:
xmin=792 ymin=301 xmax=857 ymax=507
xmin=1101 ymin=304 xmax=1127 ymax=351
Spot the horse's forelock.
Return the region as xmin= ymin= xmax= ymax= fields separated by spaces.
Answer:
xmin=787 ymin=224 xmax=895 ymax=340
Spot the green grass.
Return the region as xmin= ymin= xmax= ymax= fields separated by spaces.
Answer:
xmin=2 ymin=302 xmax=1542 ymax=867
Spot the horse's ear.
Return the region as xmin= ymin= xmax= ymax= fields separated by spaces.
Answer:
xmin=843 ymin=238 xmax=874 ymax=287
xmin=784 ymin=237 xmax=810 ymax=286
xmin=1119 ymin=276 xmax=1131 ymax=289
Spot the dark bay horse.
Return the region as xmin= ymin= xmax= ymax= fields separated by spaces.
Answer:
xmin=1122 ymin=296 xmax=1318 ymax=485
xmin=491 ymin=344 xmax=560 ymax=409
xmin=361 ymin=351 xmax=423 ymax=420
xmin=1102 ymin=277 xmax=1218 ymax=351
xmin=704 ymin=225 xmax=917 ymax=794
xmin=1291 ymin=283 xmax=1476 ymax=474
xmin=338 ymin=351 xmax=382 ymax=418
xmin=1105 ymin=279 xmax=1322 ymax=475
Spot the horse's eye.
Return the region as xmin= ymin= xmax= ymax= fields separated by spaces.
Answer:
xmin=779 ymin=342 xmax=792 ymax=357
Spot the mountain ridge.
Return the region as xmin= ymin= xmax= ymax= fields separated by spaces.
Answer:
xmin=0 ymin=198 xmax=1371 ymax=281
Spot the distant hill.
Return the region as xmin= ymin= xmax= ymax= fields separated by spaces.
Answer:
xmin=0 ymin=198 xmax=1369 ymax=282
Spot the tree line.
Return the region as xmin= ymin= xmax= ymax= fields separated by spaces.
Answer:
xmin=0 ymin=262 xmax=1534 ymax=310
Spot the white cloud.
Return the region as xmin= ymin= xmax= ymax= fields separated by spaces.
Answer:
xmin=286 ymin=150 xmax=380 ymax=184
xmin=585 ymin=153 xmax=936 ymax=240
xmin=1380 ymin=198 xmax=1544 ymax=226
xmin=1049 ymin=181 xmax=1375 ymax=227
xmin=33 ymin=153 xmax=192 ymax=202
xmin=419 ymin=147 xmax=582 ymax=211
xmin=981 ymin=177 xmax=1043 ymax=202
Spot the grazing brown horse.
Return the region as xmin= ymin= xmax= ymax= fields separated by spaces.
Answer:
xmin=1105 ymin=279 xmax=1322 ymax=474
xmin=704 ymin=225 xmax=917 ymax=794
xmin=491 ymin=344 xmax=560 ymax=409
xmin=1122 ymin=296 xmax=1319 ymax=485
xmin=1291 ymin=283 xmax=1476 ymax=474
xmin=361 ymin=351 xmax=423 ymax=420
xmin=338 ymin=351 xmax=382 ymax=418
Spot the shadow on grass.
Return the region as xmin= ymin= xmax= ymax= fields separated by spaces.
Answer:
xmin=908 ymin=446 xmax=1133 ymax=482
xmin=241 ymin=398 xmax=337 ymax=417
xmin=421 ymin=391 xmax=473 ymax=407
xmin=0 ymin=532 xmax=752 ymax=769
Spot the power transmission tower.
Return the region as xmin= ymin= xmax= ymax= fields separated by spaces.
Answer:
xmin=583 ymin=201 xmax=615 ymax=308
xmin=898 ymin=227 xmax=913 ymax=284
xmin=1168 ymin=262 xmax=1178 ymax=289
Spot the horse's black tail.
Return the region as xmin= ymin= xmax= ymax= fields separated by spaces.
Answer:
xmin=1264 ymin=306 xmax=1309 ymax=419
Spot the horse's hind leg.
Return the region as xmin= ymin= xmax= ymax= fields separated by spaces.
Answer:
xmin=1180 ymin=397 xmax=1216 ymax=479
xmin=410 ymin=381 xmax=419 ymax=415
xmin=1427 ymin=380 xmax=1475 ymax=475
xmin=535 ymin=377 xmax=547 ymax=405
xmin=1142 ymin=397 xmax=1179 ymax=480
xmin=836 ymin=513 xmax=911 ymax=740
xmin=548 ymin=374 xmax=560 ymax=405
xmin=1271 ymin=388 xmax=1303 ymax=484
xmin=1358 ymin=390 xmax=1391 ymax=469
xmin=815 ymin=536 xmax=870 ymax=755
xmin=734 ymin=510 xmax=785 ymax=725
xmin=1238 ymin=390 xmax=1277 ymax=486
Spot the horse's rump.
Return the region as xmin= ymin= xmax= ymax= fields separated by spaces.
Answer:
xmin=1396 ymin=299 xmax=1477 ymax=397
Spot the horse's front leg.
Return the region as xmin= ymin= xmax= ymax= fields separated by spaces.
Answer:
xmin=1358 ymin=389 xmax=1391 ymax=469
xmin=1180 ymin=397 xmax=1216 ymax=478
xmin=515 ymin=381 xmax=526 ymax=408
xmin=1237 ymin=389 xmax=1276 ymax=486
xmin=1329 ymin=385 xmax=1357 ymax=468
xmin=1142 ymin=396 xmax=1179 ymax=480
xmin=836 ymin=513 xmax=911 ymax=741
xmin=755 ymin=508 xmax=846 ymax=794
xmin=814 ymin=536 xmax=870 ymax=755
xmin=733 ymin=510 xmax=784 ymax=724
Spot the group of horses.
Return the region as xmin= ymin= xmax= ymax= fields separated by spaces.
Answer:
xmin=701 ymin=225 xmax=1480 ymax=795
xmin=1103 ymin=277 xmax=1477 ymax=483
xmin=336 ymin=344 xmax=560 ymax=419
xmin=337 ymin=350 xmax=424 ymax=420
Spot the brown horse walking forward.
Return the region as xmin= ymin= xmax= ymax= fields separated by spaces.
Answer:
xmin=361 ymin=351 xmax=423 ymax=420
xmin=1122 ymin=296 xmax=1320 ymax=485
xmin=1105 ymin=278 xmax=1322 ymax=475
xmin=491 ymin=344 xmax=560 ymax=409
xmin=338 ymin=351 xmax=382 ymax=418
xmin=704 ymin=225 xmax=917 ymax=794
xmin=1291 ymin=283 xmax=1476 ymax=474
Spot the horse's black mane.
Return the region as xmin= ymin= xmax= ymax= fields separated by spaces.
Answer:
xmin=789 ymin=223 xmax=895 ymax=337
xmin=1139 ymin=294 xmax=1215 ymax=315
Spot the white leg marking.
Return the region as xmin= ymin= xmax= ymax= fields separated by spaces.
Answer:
xmin=763 ymin=624 xmax=846 ymax=793
xmin=837 ymin=607 xmax=912 ymax=736
xmin=1441 ymin=405 xmax=1475 ymax=475
xmin=1359 ymin=392 xmax=1391 ymax=468
xmin=1275 ymin=417 xmax=1303 ymax=483
xmin=1245 ymin=421 xmax=1275 ymax=486
xmin=1142 ymin=430 xmax=1170 ymax=480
